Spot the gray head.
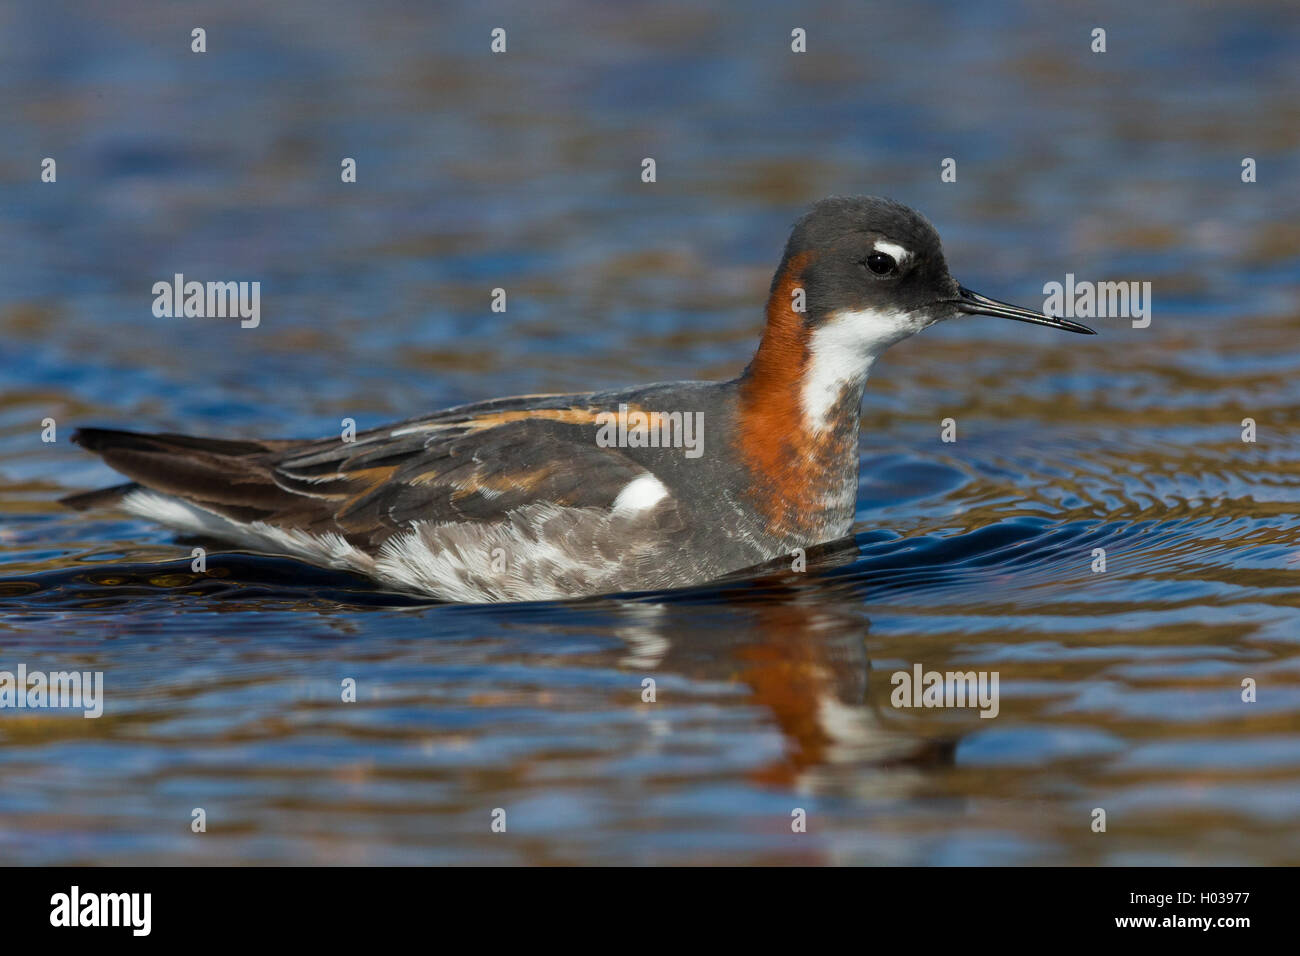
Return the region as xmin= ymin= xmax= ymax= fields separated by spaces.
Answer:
xmin=772 ymin=196 xmax=1094 ymax=347
xmin=747 ymin=197 xmax=1093 ymax=433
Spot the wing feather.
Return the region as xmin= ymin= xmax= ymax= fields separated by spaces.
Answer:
xmin=68 ymin=395 xmax=665 ymax=549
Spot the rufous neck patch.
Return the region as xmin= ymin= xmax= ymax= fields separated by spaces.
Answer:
xmin=735 ymin=253 xmax=861 ymax=538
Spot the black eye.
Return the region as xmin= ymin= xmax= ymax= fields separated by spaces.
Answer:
xmin=865 ymin=251 xmax=896 ymax=276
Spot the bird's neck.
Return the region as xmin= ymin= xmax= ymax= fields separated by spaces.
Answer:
xmin=733 ymin=262 xmax=870 ymax=542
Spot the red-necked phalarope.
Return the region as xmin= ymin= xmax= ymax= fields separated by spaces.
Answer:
xmin=65 ymin=197 xmax=1094 ymax=602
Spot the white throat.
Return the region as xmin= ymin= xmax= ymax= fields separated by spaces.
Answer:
xmin=800 ymin=307 xmax=930 ymax=431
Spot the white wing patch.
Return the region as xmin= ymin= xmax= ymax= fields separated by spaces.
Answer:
xmin=612 ymin=473 xmax=670 ymax=514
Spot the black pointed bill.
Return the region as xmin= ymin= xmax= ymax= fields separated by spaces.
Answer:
xmin=956 ymin=285 xmax=1096 ymax=335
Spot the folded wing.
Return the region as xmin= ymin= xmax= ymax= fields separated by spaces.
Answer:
xmin=67 ymin=394 xmax=659 ymax=548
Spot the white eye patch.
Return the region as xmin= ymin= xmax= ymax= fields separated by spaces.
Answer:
xmin=872 ymin=240 xmax=911 ymax=263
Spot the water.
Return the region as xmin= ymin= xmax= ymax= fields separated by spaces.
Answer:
xmin=2 ymin=0 xmax=1299 ymax=864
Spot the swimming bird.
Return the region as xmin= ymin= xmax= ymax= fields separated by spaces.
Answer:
xmin=64 ymin=197 xmax=1094 ymax=603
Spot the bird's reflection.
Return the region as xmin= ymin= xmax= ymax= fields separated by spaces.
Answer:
xmin=614 ymin=567 xmax=959 ymax=797
xmin=2 ymin=547 xmax=961 ymax=800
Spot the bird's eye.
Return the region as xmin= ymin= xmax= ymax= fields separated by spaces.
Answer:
xmin=865 ymin=251 xmax=896 ymax=276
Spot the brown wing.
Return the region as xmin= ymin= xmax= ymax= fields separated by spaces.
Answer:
xmin=68 ymin=394 xmax=653 ymax=547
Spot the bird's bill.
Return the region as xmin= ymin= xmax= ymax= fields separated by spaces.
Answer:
xmin=955 ymin=285 xmax=1096 ymax=334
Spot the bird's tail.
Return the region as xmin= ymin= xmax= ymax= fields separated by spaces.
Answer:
xmin=60 ymin=480 xmax=141 ymax=511
xmin=61 ymin=426 xmax=288 ymax=513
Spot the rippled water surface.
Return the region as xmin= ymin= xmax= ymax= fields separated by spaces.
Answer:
xmin=3 ymin=0 xmax=1300 ymax=864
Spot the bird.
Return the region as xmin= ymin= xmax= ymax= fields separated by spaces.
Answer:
xmin=63 ymin=196 xmax=1095 ymax=603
